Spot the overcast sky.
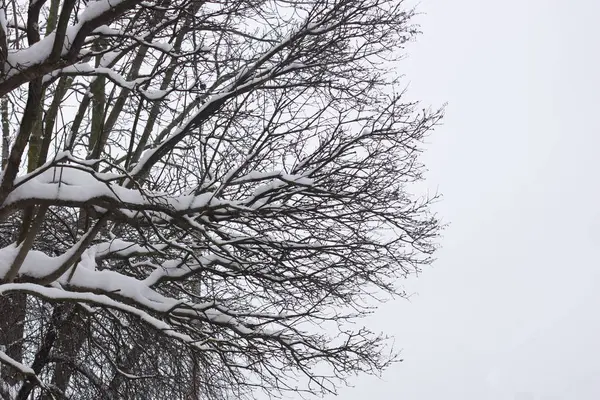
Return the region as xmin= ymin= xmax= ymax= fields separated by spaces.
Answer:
xmin=317 ymin=0 xmax=600 ymax=399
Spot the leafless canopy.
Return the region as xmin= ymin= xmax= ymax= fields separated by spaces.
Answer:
xmin=0 ymin=0 xmax=442 ymax=399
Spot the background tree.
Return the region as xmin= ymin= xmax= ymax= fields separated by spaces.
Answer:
xmin=0 ymin=0 xmax=442 ymax=398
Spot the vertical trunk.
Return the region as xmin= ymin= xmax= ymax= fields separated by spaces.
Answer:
xmin=0 ymin=78 xmax=23 ymax=392
xmin=37 ymin=305 xmax=87 ymax=400
xmin=2 ymin=1 xmax=63 ymax=392
xmin=37 ymin=76 xmax=72 ymax=168
xmin=1 ymin=97 xmax=8 ymax=168
xmin=0 ymin=75 xmax=44 ymax=391
xmin=26 ymin=105 xmax=44 ymax=172
xmin=25 ymin=0 xmax=59 ymax=173
xmin=88 ymin=42 xmax=106 ymax=164
xmin=0 ymin=294 xmax=26 ymax=387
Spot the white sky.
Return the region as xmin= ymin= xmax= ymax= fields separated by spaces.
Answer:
xmin=319 ymin=0 xmax=600 ymax=399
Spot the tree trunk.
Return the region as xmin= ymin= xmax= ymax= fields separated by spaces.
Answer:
xmin=0 ymin=293 xmax=26 ymax=387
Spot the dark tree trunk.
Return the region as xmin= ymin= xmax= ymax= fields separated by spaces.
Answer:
xmin=0 ymin=293 xmax=26 ymax=387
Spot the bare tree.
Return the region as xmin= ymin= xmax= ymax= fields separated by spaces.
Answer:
xmin=0 ymin=0 xmax=442 ymax=399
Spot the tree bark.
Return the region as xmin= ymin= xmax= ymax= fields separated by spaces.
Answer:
xmin=0 ymin=294 xmax=26 ymax=387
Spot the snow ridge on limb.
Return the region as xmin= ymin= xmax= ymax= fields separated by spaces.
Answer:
xmin=0 ymin=0 xmax=442 ymax=398
xmin=0 ymin=0 xmax=138 ymax=94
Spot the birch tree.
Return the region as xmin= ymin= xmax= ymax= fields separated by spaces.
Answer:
xmin=0 ymin=0 xmax=442 ymax=398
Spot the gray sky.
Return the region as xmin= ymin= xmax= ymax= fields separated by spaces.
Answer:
xmin=321 ymin=0 xmax=600 ymax=399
